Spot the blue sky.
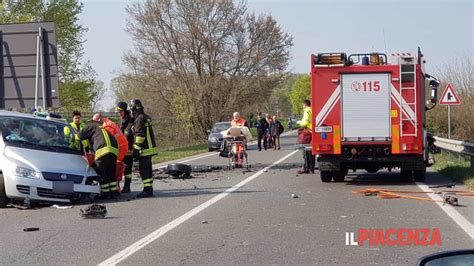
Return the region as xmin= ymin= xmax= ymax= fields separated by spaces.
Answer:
xmin=80 ymin=0 xmax=473 ymax=110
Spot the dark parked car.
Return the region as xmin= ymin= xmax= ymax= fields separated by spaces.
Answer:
xmin=207 ymin=122 xmax=231 ymax=151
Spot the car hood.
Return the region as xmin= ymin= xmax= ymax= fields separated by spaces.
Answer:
xmin=209 ymin=133 xmax=223 ymax=139
xmin=4 ymin=146 xmax=97 ymax=177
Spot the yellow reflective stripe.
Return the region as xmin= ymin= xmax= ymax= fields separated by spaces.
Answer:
xmin=143 ymin=183 xmax=153 ymax=187
xmin=133 ymin=144 xmax=142 ymax=150
xmin=101 ymin=188 xmax=110 ymax=192
xmin=95 ymin=146 xmax=119 ymax=159
xmin=135 ymin=136 xmax=145 ymax=144
xmin=146 ymin=125 xmax=153 ymax=150
xmin=109 ymin=181 xmax=117 ymax=186
xmin=124 ymin=174 xmax=132 ymax=180
xmin=333 ymin=125 xmax=341 ymax=154
xmin=140 ymin=147 xmax=158 ymax=157
xmin=143 ymin=178 xmax=153 ymax=184
xmin=101 ymin=184 xmax=109 ymax=188
xmin=109 ymin=183 xmax=118 ymax=191
xmin=392 ymin=125 xmax=400 ymax=154
xmin=102 ymin=129 xmax=111 ymax=146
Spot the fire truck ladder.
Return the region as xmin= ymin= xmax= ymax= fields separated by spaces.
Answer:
xmin=399 ymin=55 xmax=417 ymax=137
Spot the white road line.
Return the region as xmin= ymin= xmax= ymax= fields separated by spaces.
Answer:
xmin=100 ymin=150 xmax=299 ymax=265
xmin=416 ymin=182 xmax=474 ymax=240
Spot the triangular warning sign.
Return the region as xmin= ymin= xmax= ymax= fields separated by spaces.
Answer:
xmin=439 ymin=83 xmax=461 ymax=105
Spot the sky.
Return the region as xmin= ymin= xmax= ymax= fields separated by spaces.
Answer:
xmin=79 ymin=0 xmax=473 ymax=110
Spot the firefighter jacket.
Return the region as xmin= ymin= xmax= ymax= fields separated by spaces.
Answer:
xmin=78 ymin=121 xmax=119 ymax=160
xmin=132 ymin=112 xmax=158 ymax=157
xmin=119 ymin=112 xmax=135 ymax=152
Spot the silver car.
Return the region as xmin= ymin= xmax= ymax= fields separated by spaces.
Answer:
xmin=0 ymin=110 xmax=100 ymax=207
xmin=207 ymin=122 xmax=231 ymax=151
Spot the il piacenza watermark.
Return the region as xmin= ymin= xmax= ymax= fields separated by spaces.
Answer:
xmin=345 ymin=228 xmax=442 ymax=246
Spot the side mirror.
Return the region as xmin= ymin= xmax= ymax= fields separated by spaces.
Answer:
xmin=417 ymin=249 xmax=474 ymax=266
xmin=430 ymin=80 xmax=439 ymax=103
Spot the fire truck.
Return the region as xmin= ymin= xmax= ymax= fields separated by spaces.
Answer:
xmin=311 ymin=49 xmax=439 ymax=183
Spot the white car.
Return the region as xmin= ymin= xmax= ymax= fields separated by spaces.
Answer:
xmin=0 ymin=110 xmax=100 ymax=207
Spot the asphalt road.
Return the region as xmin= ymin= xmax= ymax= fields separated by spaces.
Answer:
xmin=0 ymin=131 xmax=473 ymax=265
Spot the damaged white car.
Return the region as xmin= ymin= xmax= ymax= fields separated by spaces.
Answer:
xmin=0 ymin=110 xmax=100 ymax=207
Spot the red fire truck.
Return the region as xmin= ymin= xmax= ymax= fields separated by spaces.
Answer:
xmin=311 ymin=49 xmax=439 ymax=183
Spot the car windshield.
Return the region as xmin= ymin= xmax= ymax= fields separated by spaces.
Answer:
xmin=211 ymin=123 xmax=231 ymax=133
xmin=0 ymin=116 xmax=77 ymax=152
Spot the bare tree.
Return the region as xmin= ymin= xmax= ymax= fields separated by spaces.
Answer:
xmin=123 ymin=0 xmax=293 ymax=138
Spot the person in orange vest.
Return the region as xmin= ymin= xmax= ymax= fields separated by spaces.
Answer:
xmin=231 ymin=112 xmax=248 ymax=127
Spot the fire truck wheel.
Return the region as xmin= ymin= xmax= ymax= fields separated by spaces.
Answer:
xmin=320 ymin=171 xmax=332 ymax=182
xmin=413 ymin=169 xmax=426 ymax=182
xmin=400 ymin=170 xmax=413 ymax=182
xmin=332 ymin=170 xmax=345 ymax=182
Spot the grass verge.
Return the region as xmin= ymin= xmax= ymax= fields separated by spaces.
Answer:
xmin=152 ymin=144 xmax=209 ymax=164
xmin=433 ymin=151 xmax=474 ymax=189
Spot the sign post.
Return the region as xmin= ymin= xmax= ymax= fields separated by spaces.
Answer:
xmin=439 ymin=83 xmax=461 ymax=139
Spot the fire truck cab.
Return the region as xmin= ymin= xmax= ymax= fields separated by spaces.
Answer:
xmin=311 ymin=49 xmax=439 ymax=183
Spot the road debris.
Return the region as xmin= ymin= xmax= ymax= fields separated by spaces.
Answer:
xmin=80 ymin=204 xmax=107 ymax=218
xmin=291 ymin=193 xmax=299 ymax=199
xmin=352 ymin=188 xmax=474 ymax=206
xmin=429 ymin=183 xmax=456 ymax=188
xmin=51 ymin=204 xmax=73 ymax=209
xmin=23 ymin=227 xmax=39 ymax=232
xmin=443 ymin=193 xmax=458 ymax=206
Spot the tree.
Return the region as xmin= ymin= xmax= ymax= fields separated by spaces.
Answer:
xmin=0 ymin=0 xmax=97 ymax=112
xmin=290 ymin=74 xmax=311 ymax=114
xmin=123 ymin=0 xmax=293 ymax=138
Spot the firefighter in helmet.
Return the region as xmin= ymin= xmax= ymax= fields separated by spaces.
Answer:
xmin=130 ymin=99 xmax=158 ymax=198
xmin=116 ymin=101 xmax=135 ymax=193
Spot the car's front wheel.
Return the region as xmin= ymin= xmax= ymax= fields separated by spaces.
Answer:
xmin=0 ymin=173 xmax=8 ymax=208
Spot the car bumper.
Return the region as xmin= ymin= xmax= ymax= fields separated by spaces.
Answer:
xmin=208 ymin=141 xmax=223 ymax=150
xmin=5 ymin=174 xmax=100 ymax=203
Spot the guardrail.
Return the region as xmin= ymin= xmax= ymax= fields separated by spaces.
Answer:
xmin=433 ymin=136 xmax=474 ymax=170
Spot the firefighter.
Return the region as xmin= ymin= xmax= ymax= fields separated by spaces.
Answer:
xmin=297 ymin=99 xmax=316 ymax=174
xmin=116 ymin=102 xmax=135 ymax=193
xmin=130 ymin=99 xmax=158 ymax=198
xmin=78 ymin=120 xmax=119 ymax=200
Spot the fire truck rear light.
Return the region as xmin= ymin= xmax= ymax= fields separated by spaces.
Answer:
xmin=321 ymin=132 xmax=327 ymax=139
xmin=318 ymin=145 xmax=332 ymax=151
xmin=331 ymin=79 xmax=339 ymax=83
xmin=402 ymin=144 xmax=407 ymax=151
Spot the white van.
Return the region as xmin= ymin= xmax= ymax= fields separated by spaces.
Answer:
xmin=0 ymin=110 xmax=100 ymax=207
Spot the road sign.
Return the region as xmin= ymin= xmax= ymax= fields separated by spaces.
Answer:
xmin=439 ymin=83 xmax=461 ymax=105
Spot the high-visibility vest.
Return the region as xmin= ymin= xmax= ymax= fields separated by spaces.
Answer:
xmin=64 ymin=122 xmax=90 ymax=150
xmin=298 ymin=107 xmax=312 ymax=129
xmin=102 ymin=118 xmax=129 ymax=161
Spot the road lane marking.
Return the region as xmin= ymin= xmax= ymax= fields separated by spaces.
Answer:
xmin=100 ymin=150 xmax=299 ymax=265
xmin=416 ymin=182 xmax=474 ymax=240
